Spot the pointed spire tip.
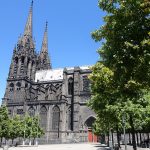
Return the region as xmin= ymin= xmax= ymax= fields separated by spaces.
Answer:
xmin=24 ymin=0 xmax=33 ymax=37
xmin=31 ymin=0 xmax=33 ymax=6
xmin=45 ymin=21 xmax=48 ymax=32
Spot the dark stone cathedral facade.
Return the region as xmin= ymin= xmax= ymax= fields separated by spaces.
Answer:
xmin=2 ymin=2 xmax=96 ymax=144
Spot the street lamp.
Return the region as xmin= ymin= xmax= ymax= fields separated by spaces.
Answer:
xmin=23 ymin=116 xmax=26 ymax=146
xmin=35 ymin=105 xmax=39 ymax=146
xmin=29 ymin=116 xmax=33 ymax=146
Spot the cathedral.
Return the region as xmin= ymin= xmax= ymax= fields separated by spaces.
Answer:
xmin=2 ymin=1 xmax=97 ymax=144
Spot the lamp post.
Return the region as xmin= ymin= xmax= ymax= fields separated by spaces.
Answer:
xmin=29 ymin=118 xmax=32 ymax=146
xmin=35 ymin=104 xmax=39 ymax=146
xmin=23 ymin=117 xmax=26 ymax=146
xmin=122 ymin=113 xmax=127 ymax=150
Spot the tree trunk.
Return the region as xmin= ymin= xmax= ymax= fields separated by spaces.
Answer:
xmin=12 ymin=139 xmax=14 ymax=145
xmin=116 ymin=126 xmax=121 ymax=148
xmin=107 ymin=133 xmax=109 ymax=147
xmin=136 ymin=133 xmax=139 ymax=146
xmin=147 ymin=133 xmax=149 ymax=141
xmin=0 ymin=137 xmax=2 ymax=147
xmin=112 ymin=130 xmax=114 ymax=148
xmin=148 ymin=133 xmax=150 ymax=147
xmin=129 ymin=133 xmax=131 ymax=145
xmin=140 ymin=132 xmax=142 ymax=147
xmin=33 ymin=138 xmax=35 ymax=145
xmin=143 ymin=133 xmax=145 ymax=142
xmin=129 ymin=115 xmax=137 ymax=150
xmin=104 ymin=134 xmax=106 ymax=144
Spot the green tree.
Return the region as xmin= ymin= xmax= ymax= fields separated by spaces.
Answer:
xmin=21 ymin=114 xmax=44 ymax=144
xmin=0 ymin=106 xmax=44 ymax=146
xmin=0 ymin=106 xmax=10 ymax=144
xmin=90 ymin=1 xmax=150 ymax=150
xmin=9 ymin=115 xmax=22 ymax=144
xmin=30 ymin=116 xmax=44 ymax=144
xmin=89 ymin=63 xmax=124 ymax=147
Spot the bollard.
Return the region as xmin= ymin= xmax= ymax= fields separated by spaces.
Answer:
xmin=3 ymin=145 xmax=8 ymax=150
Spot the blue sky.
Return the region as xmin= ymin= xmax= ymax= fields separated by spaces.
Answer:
xmin=0 ymin=0 xmax=105 ymax=102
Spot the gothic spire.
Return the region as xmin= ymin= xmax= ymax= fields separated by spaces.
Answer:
xmin=39 ymin=22 xmax=52 ymax=70
xmin=41 ymin=21 xmax=48 ymax=54
xmin=24 ymin=0 xmax=33 ymax=37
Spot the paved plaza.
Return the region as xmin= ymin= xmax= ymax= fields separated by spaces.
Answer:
xmin=0 ymin=143 xmax=150 ymax=150
xmin=1 ymin=143 xmax=102 ymax=150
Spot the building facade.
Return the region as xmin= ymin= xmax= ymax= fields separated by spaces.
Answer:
xmin=2 ymin=2 xmax=96 ymax=144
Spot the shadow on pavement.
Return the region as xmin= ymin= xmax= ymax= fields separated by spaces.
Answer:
xmin=92 ymin=143 xmax=109 ymax=150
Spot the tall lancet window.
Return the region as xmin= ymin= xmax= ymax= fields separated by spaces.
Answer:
xmin=40 ymin=106 xmax=47 ymax=131
xmin=14 ymin=57 xmax=18 ymax=75
xmin=9 ymin=83 xmax=14 ymax=101
xmin=83 ymin=75 xmax=90 ymax=92
xmin=52 ymin=106 xmax=60 ymax=131
xmin=68 ymin=77 xmax=73 ymax=95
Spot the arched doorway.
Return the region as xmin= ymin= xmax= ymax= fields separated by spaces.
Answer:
xmin=84 ymin=116 xmax=98 ymax=143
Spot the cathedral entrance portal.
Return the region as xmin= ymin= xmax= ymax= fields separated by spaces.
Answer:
xmin=84 ymin=116 xmax=98 ymax=143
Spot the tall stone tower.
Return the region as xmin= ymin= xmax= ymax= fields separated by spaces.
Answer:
xmin=3 ymin=2 xmax=35 ymax=104
xmin=3 ymin=1 xmax=51 ymax=105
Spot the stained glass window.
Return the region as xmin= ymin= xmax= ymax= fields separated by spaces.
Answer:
xmin=40 ymin=106 xmax=47 ymax=131
xmin=52 ymin=106 xmax=60 ymax=130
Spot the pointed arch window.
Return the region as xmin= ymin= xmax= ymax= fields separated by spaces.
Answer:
xmin=52 ymin=106 xmax=60 ymax=130
xmin=16 ymin=82 xmax=21 ymax=91
xmin=9 ymin=83 xmax=14 ymax=100
xmin=83 ymin=75 xmax=90 ymax=92
xmin=40 ymin=106 xmax=47 ymax=130
xmin=68 ymin=77 xmax=73 ymax=95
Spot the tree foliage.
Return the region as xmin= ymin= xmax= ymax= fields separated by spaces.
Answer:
xmin=89 ymin=0 xmax=150 ymax=149
xmin=22 ymin=114 xmax=44 ymax=140
xmin=9 ymin=115 xmax=23 ymax=142
xmin=0 ymin=106 xmax=44 ymax=145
